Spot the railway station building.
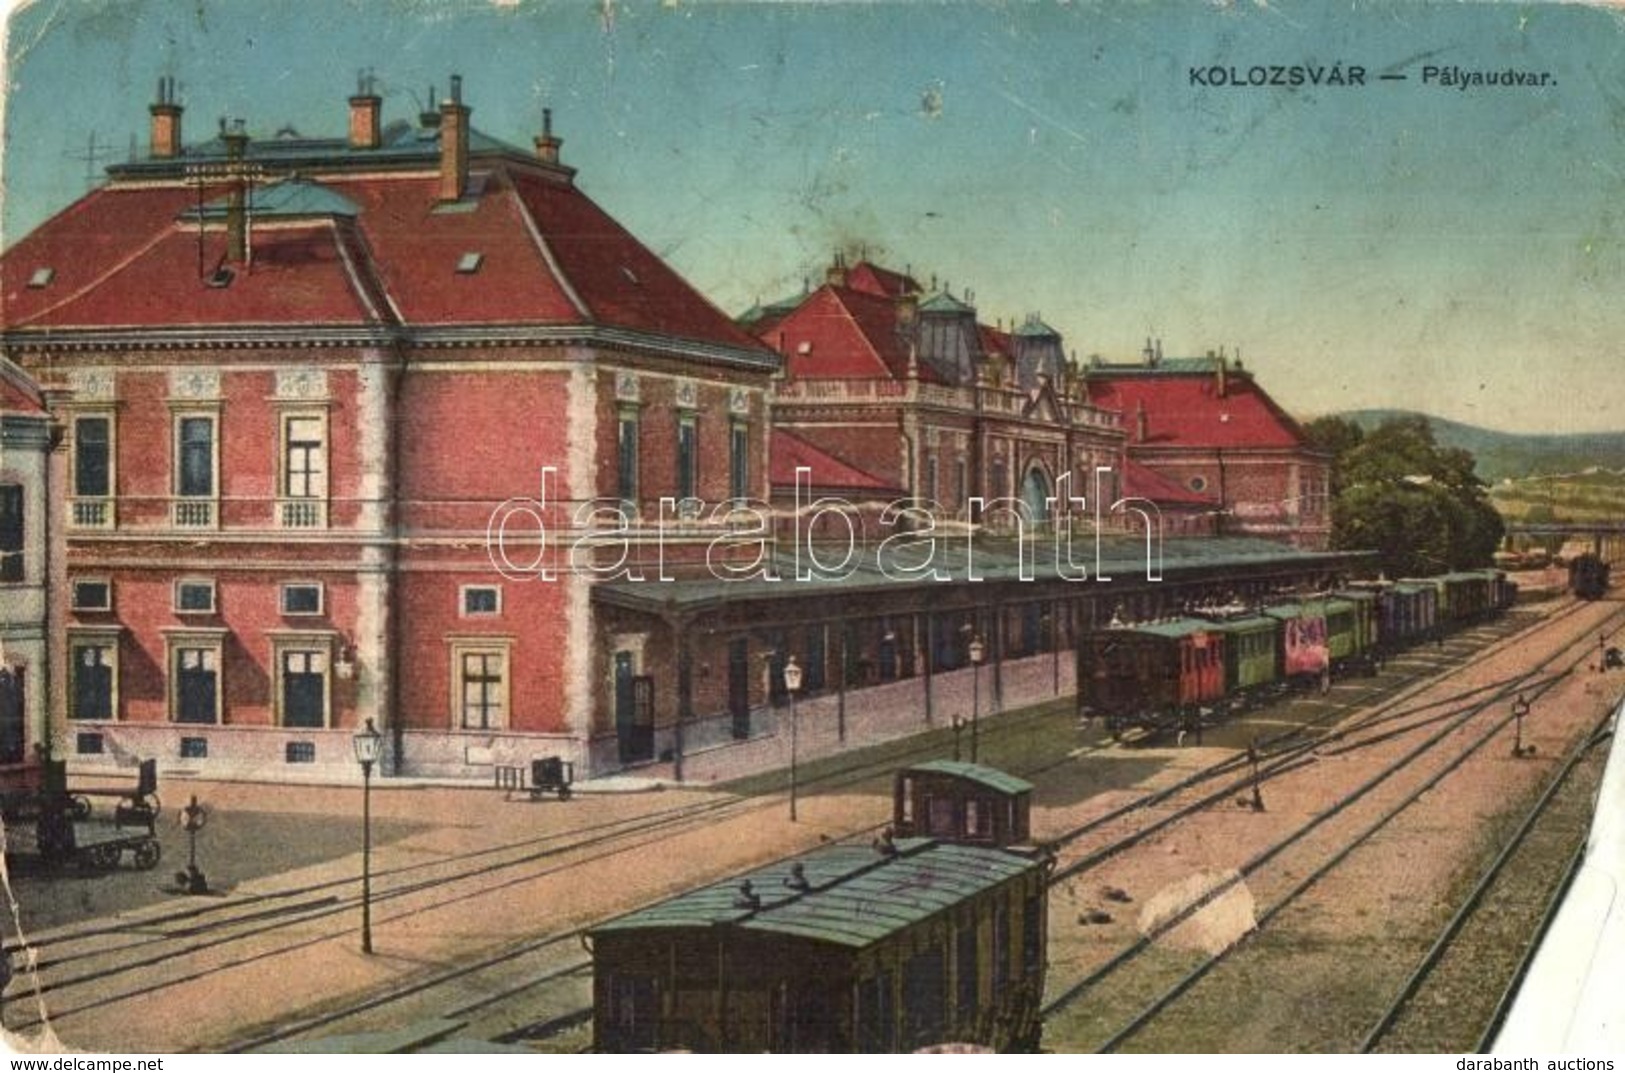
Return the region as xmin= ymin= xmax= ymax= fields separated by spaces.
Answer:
xmin=0 ymin=357 xmax=56 ymax=785
xmin=3 ymin=75 xmax=1359 ymax=783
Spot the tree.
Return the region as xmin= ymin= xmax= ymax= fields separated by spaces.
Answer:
xmin=1303 ymin=416 xmax=1364 ymax=496
xmin=1322 ymin=416 xmax=1504 ymax=576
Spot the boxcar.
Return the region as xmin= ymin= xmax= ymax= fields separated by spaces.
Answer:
xmin=1382 ymin=581 xmax=1439 ymax=648
xmin=588 ymin=837 xmax=1050 ymax=1053
xmin=1332 ymin=589 xmax=1381 ymax=668
xmin=1321 ymin=597 xmax=1367 ymax=669
xmin=1571 ymin=553 xmax=1611 ymax=601
xmin=1261 ymin=604 xmax=1330 ymax=680
xmin=893 ymin=761 xmax=1032 ymax=848
xmin=1078 ymin=619 xmax=1226 ymax=733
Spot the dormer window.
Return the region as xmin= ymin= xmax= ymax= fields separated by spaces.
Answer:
xmin=28 ymin=267 xmax=54 ymax=288
xmin=456 ymin=252 xmax=483 ymax=274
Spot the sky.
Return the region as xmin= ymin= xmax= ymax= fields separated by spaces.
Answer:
xmin=2 ymin=0 xmax=1624 ymax=434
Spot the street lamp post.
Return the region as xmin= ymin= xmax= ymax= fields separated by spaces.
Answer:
xmin=968 ymin=635 xmax=986 ymax=764
xmin=784 ymin=655 xmax=803 ymax=822
xmin=351 ymin=717 xmax=383 ymax=955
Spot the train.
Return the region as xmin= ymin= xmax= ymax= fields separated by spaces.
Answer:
xmin=588 ymin=761 xmax=1049 ymax=1053
xmin=1077 ymin=569 xmax=1518 ymax=736
xmin=1568 ymin=552 xmax=1611 ymax=600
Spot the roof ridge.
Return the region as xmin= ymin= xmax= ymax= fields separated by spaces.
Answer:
xmin=505 ymin=171 xmax=593 ymax=321
xmin=12 ymin=224 xmax=176 ymax=329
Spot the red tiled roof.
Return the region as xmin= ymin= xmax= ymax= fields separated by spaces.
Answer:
xmin=1120 ymin=456 xmax=1218 ymax=507
xmin=1087 ymin=373 xmax=1306 ymax=449
xmin=0 ymin=357 xmax=44 ymax=414
xmin=770 ymin=428 xmax=900 ymax=493
xmin=979 ymin=323 xmax=1013 ymax=358
xmin=7 ymin=220 xmax=383 ymax=328
xmin=845 ymin=261 xmax=919 ymax=299
xmin=507 ymin=172 xmax=765 ymax=349
xmin=3 ymin=166 xmax=773 ymax=355
xmin=761 ymin=285 xmax=943 ymax=383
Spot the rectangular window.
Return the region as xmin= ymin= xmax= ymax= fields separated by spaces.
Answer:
xmin=179 ymin=737 xmax=208 ymax=759
xmin=173 ymin=646 xmax=220 ymax=724
xmin=458 ymin=649 xmax=507 ymax=729
xmin=284 ymin=741 xmax=316 ymax=764
xmin=730 ymin=423 xmax=749 ymax=501
xmin=71 ymin=579 xmax=113 ymax=612
xmin=69 ymin=641 xmax=115 ymax=720
xmin=280 ymin=413 xmax=327 ymax=527
xmin=280 ymin=583 xmax=323 ymax=616
xmin=175 ymin=580 xmax=217 ymax=614
xmin=924 ymin=452 xmax=938 ymax=503
xmin=76 ymin=732 xmax=105 ymax=755
xmin=74 ymin=416 xmax=111 ymax=498
xmin=178 ymin=416 xmax=215 ymax=497
xmin=617 ymin=411 xmax=639 ymax=509
xmin=676 ymin=415 xmax=698 ymax=502
xmin=0 ymin=485 xmax=21 ymax=582
xmin=955 ymin=458 xmax=968 ymax=508
xmin=461 ymin=586 xmax=501 ymax=616
xmin=279 ymin=650 xmax=328 ymax=728
xmin=283 ymin=416 xmax=325 ymax=498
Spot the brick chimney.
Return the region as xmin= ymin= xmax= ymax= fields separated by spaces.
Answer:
xmin=1215 ymin=352 xmax=1228 ymax=398
xmin=222 ymin=120 xmax=250 ymax=264
xmin=534 ymin=107 xmax=563 ymax=164
xmin=348 ymin=70 xmax=381 ymax=150
xmin=825 ymin=251 xmax=848 ymax=288
xmin=149 ymin=76 xmax=182 ymax=159
xmin=438 ymin=74 xmax=470 ymax=202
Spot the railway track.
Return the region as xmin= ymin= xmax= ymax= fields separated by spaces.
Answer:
xmin=2 ymin=599 xmax=1581 ymax=1052
xmin=359 ymin=603 xmax=1592 ymax=1054
xmin=1036 ymin=601 xmax=1625 ymax=1053
xmin=1359 ymin=722 xmax=1614 ymax=1052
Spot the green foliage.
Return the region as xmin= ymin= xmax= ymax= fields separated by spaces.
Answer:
xmin=1322 ymin=416 xmax=1504 ymax=575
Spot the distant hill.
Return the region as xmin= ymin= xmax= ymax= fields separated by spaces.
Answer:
xmin=1335 ymin=409 xmax=1625 ymax=483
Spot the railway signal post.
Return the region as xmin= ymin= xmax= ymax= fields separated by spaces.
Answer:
xmin=177 ymin=795 xmax=209 ymax=895
xmin=1248 ymin=738 xmax=1266 ymax=812
xmin=1511 ymin=694 xmax=1535 ymax=758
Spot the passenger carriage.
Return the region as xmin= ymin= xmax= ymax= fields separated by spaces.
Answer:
xmin=1261 ymin=603 xmax=1330 ymax=683
xmin=1077 ymin=618 xmax=1226 ymax=735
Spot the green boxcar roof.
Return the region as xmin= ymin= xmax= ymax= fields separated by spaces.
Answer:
xmin=1125 ymin=617 xmax=1220 ymax=639
xmin=903 ymin=759 xmax=1034 ymax=795
xmin=589 ymin=839 xmax=1040 ymax=949
xmin=1201 ymin=614 xmax=1278 ymax=636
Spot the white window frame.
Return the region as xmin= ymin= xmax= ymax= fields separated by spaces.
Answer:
xmin=449 ymin=638 xmax=512 ymax=731
xmin=460 ymin=584 xmax=502 ymax=618
xmin=163 ymin=628 xmax=228 ymax=726
xmin=277 ymin=410 xmax=329 ymax=529
xmin=280 ymin=581 xmax=325 ymax=617
xmin=174 ymin=578 xmax=218 ymax=615
xmin=70 ymin=410 xmax=116 ymax=529
xmin=171 ymin=409 xmax=220 ymax=529
xmin=269 ymin=632 xmax=337 ymax=729
xmin=70 ymin=577 xmax=114 ymax=612
xmin=67 ymin=629 xmax=122 ymax=722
